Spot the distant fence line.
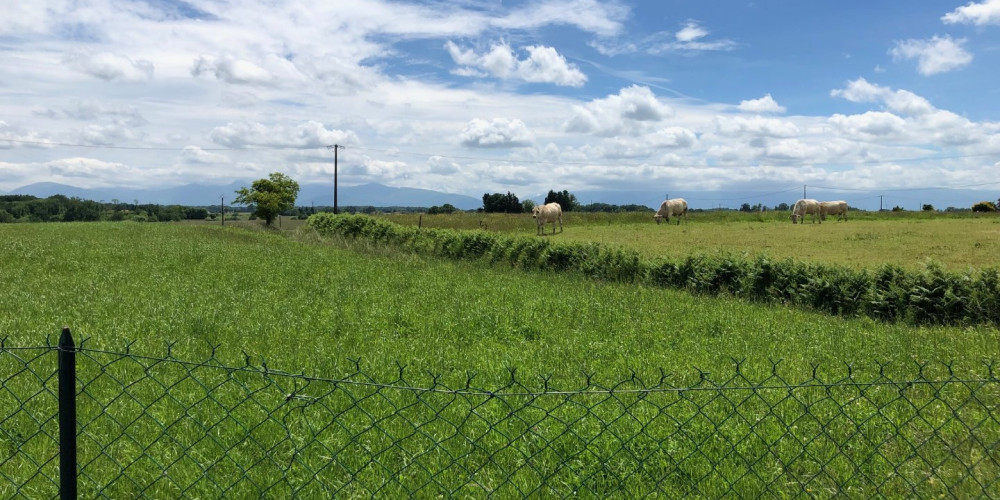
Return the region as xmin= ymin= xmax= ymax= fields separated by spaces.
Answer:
xmin=2 ymin=329 xmax=999 ymax=498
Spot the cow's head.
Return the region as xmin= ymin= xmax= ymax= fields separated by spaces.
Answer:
xmin=531 ymin=205 xmax=541 ymax=218
xmin=653 ymin=214 xmax=662 ymax=225
xmin=790 ymin=213 xmax=799 ymax=224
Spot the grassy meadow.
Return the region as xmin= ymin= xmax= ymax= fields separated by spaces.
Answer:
xmin=2 ymin=220 xmax=999 ymax=497
xmin=381 ymin=209 xmax=1000 ymax=271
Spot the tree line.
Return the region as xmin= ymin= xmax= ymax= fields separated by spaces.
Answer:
xmin=0 ymin=195 xmax=215 ymax=223
xmin=480 ymin=190 xmax=652 ymax=213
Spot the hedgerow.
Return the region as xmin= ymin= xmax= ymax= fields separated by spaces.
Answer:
xmin=308 ymin=213 xmax=1000 ymax=326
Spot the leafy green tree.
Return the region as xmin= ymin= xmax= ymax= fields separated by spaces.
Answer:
xmin=234 ymin=172 xmax=300 ymax=226
xmin=482 ymin=192 xmax=522 ymax=213
xmin=922 ymin=204 xmax=934 ymax=212
xmin=972 ymin=201 xmax=997 ymax=213
xmin=521 ymin=199 xmax=536 ymax=213
xmin=543 ymin=190 xmax=579 ymax=211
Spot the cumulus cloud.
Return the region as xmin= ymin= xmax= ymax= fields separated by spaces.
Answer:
xmin=47 ymin=157 xmax=136 ymax=182
xmin=0 ymin=121 xmax=56 ymax=149
xmin=829 ymin=111 xmax=907 ymax=138
xmin=831 ymin=78 xmax=935 ymax=116
xmin=942 ymin=0 xmax=1000 ymax=25
xmin=738 ymin=94 xmax=786 ymax=114
xmin=889 ymin=35 xmax=972 ymax=75
xmin=715 ymin=115 xmax=800 ymax=138
xmin=647 ymin=127 xmax=697 ymax=148
xmin=445 ymin=41 xmax=586 ymax=86
xmin=179 ymin=146 xmax=230 ymax=164
xmin=210 ymin=121 xmax=358 ymax=148
xmin=565 ymin=85 xmax=672 ymax=136
xmin=459 ymin=118 xmax=534 ymax=148
xmin=64 ymin=50 xmax=154 ymax=83
xmin=192 ymin=54 xmax=305 ymax=87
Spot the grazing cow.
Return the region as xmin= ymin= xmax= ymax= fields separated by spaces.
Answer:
xmin=654 ymin=198 xmax=688 ymax=225
xmin=819 ymin=200 xmax=849 ymax=222
xmin=532 ymin=202 xmax=563 ymax=235
xmin=791 ymin=199 xmax=822 ymax=224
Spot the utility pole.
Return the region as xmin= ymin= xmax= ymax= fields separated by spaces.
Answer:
xmin=879 ymin=195 xmax=883 ymax=212
xmin=220 ymin=195 xmax=224 ymax=226
xmin=803 ymin=184 xmax=807 ymax=199
xmin=327 ymin=144 xmax=345 ymax=214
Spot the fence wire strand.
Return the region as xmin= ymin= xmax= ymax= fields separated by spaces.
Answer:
xmin=2 ymin=342 xmax=999 ymax=498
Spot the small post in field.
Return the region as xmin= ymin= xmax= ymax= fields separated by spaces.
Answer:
xmin=58 ymin=327 xmax=77 ymax=500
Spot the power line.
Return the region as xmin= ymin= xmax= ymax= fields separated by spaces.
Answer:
xmin=0 ymin=138 xmax=319 ymax=152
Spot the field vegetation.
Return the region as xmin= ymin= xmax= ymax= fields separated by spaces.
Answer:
xmin=379 ymin=209 xmax=1000 ymax=271
xmin=2 ymin=220 xmax=999 ymax=497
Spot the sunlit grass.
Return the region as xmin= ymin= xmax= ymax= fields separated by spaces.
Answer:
xmin=380 ymin=210 xmax=1000 ymax=271
xmin=2 ymin=222 xmax=998 ymax=497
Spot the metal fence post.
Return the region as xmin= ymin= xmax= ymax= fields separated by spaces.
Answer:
xmin=58 ymin=327 xmax=77 ymax=500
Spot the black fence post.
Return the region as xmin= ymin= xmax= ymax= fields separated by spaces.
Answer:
xmin=58 ymin=327 xmax=77 ymax=500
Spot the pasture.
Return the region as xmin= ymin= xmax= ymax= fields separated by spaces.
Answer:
xmin=7 ymin=221 xmax=997 ymax=372
xmin=381 ymin=210 xmax=1000 ymax=271
xmin=2 ymin=221 xmax=999 ymax=497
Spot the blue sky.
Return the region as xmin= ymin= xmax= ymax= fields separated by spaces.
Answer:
xmin=2 ymin=0 xmax=999 ymax=209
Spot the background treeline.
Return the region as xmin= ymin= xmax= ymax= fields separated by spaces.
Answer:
xmin=482 ymin=190 xmax=653 ymax=213
xmin=308 ymin=213 xmax=1000 ymax=327
xmin=0 ymin=195 xmax=214 ymax=223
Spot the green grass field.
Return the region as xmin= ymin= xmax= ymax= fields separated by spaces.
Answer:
xmin=381 ymin=210 xmax=1000 ymax=271
xmin=2 ymin=220 xmax=998 ymax=497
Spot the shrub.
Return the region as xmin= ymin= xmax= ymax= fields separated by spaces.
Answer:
xmin=972 ymin=201 xmax=997 ymax=213
xmin=307 ymin=213 xmax=1000 ymax=327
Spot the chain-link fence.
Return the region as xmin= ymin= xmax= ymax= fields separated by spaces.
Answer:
xmin=2 ymin=329 xmax=1000 ymax=498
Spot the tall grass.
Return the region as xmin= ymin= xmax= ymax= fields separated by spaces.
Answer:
xmin=308 ymin=213 xmax=1000 ymax=327
xmin=2 ymin=222 xmax=999 ymax=497
xmin=379 ymin=210 xmax=999 ymax=271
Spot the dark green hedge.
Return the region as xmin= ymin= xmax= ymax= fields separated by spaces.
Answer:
xmin=308 ymin=213 xmax=1000 ymax=326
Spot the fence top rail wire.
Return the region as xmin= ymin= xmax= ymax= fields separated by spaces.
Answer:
xmin=4 ymin=341 xmax=999 ymax=399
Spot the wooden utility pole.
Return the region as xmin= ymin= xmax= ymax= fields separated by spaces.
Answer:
xmin=327 ymin=144 xmax=345 ymax=214
xmin=221 ymin=195 xmax=224 ymax=226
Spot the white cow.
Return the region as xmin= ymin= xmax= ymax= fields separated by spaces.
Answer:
xmin=532 ymin=202 xmax=563 ymax=235
xmin=654 ymin=198 xmax=688 ymax=225
xmin=791 ymin=199 xmax=822 ymax=224
xmin=820 ymin=200 xmax=849 ymax=222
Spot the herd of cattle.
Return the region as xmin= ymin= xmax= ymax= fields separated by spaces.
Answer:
xmin=530 ymin=197 xmax=849 ymax=234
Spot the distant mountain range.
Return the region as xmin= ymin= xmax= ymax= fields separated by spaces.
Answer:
xmin=4 ymin=181 xmax=995 ymax=212
xmin=5 ymin=182 xmax=485 ymax=210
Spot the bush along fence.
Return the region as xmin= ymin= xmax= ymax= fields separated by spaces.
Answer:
xmin=3 ymin=329 xmax=1000 ymax=498
xmin=308 ymin=213 xmax=1000 ymax=326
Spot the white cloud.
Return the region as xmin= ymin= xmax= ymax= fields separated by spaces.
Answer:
xmin=829 ymin=111 xmax=907 ymax=138
xmin=445 ymin=41 xmax=586 ymax=86
xmin=942 ymin=0 xmax=1000 ymax=25
xmin=191 ymin=54 xmax=307 ymax=87
xmin=460 ymin=118 xmax=534 ymax=148
xmin=210 ymin=121 xmax=358 ymax=149
xmin=831 ymin=78 xmax=934 ymax=116
xmin=565 ymin=85 xmax=672 ymax=136
xmin=647 ymin=127 xmax=697 ymax=148
xmin=46 ymin=158 xmax=139 ymax=185
xmin=715 ymin=115 xmax=800 ymax=138
xmin=675 ymin=21 xmax=708 ymax=42
xmin=889 ymin=35 xmax=972 ymax=75
xmin=496 ymin=0 xmax=629 ymax=37
xmin=64 ymin=50 xmax=154 ymax=83
xmin=179 ymin=146 xmax=230 ymax=165
xmin=738 ymin=94 xmax=786 ymax=114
